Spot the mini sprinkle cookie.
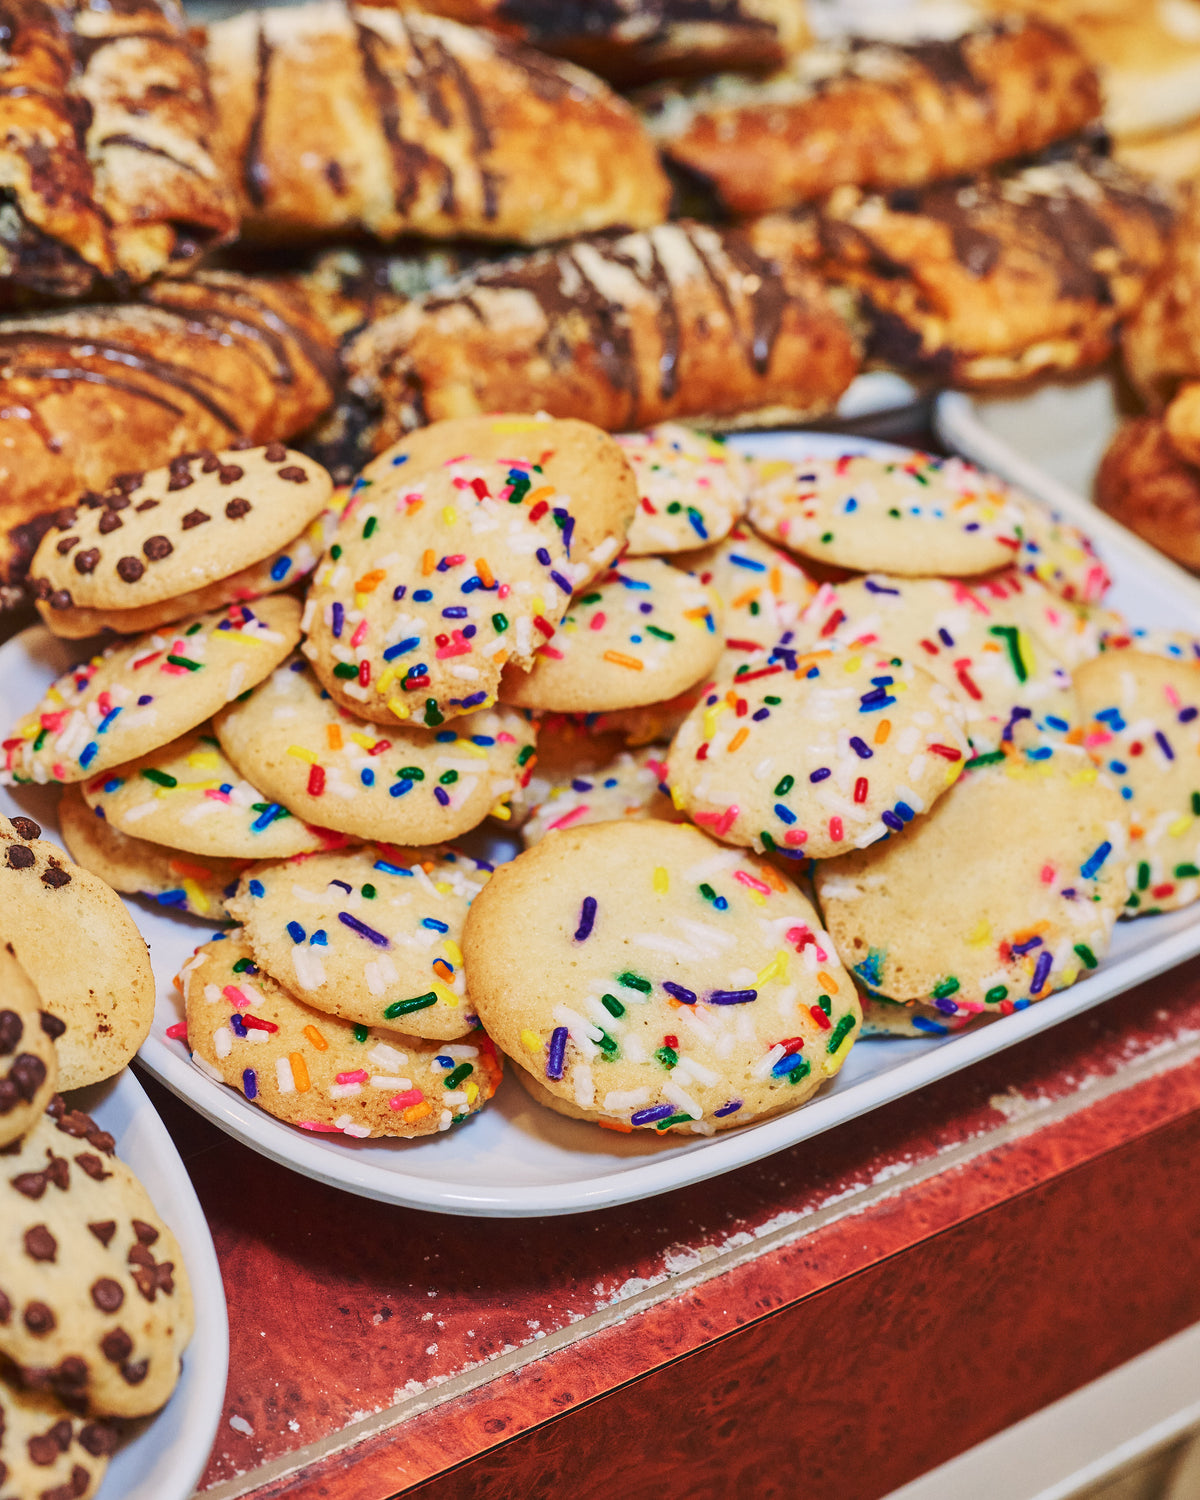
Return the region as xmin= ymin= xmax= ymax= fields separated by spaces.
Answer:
xmin=177 ymin=935 xmax=502 ymax=1138
xmin=0 ymin=1096 xmax=193 ymax=1419
xmin=1010 ymin=497 xmax=1111 ymax=604
xmin=1099 ymin=628 xmax=1200 ymax=664
xmin=1 ymin=596 xmax=302 ymax=786
xmin=748 ymin=452 xmax=1024 ymax=577
xmin=0 ymin=941 xmax=58 ymax=1148
xmin=80 ymin=725 xmax=347 ymax=860
xmin=619 ymin=424 xmax=749 ymax=555
xmin=675 ymin=523 xmax=817 ymax=681
xmin=669 ymin=649 xmax=970 ymax=860
xmin=522 ymin=746 xmax=679 ymax=847
xmin=463 ymin=820 xmax=861 ymax=1136
xmin=30 ymin=444 xmax=331 ymax=612
xmin=500 ymin=558 xmax=724 ymax=713
xmin=797 ymin=572 xmax=1077 ymax=753
xmin=859 ymin=995 xmax=984 ymax=1038
xmin=60 ymin=786 xmax=245 ymax=922
xmin=38 ymin=504 xmax=341 ymax=642
xmin=0 ymin=816 xmax=154 ymax=1092
xmin=0 ymin=1374 xmax=117 ymax=1500
xmin=215 ymin=656 xmax=537 ymax=844
xmin=814 ymin=745 xmax=1130 ymax=1015
xmin=303 ymin=415 xmax=638 ymax=730
xmin=1012 ymin=593 xmax=1123 ymax=672
xmin=1076 ymin=648 xmax=1200 ymax=915
xmin=225 ymin=845 xmax=492 ymax=1040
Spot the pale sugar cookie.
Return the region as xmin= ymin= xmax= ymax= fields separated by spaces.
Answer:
xmin=522 ymin=746 xmax=678 ymax=847
xmin=620 ymin=424 xmax=749 ymax=555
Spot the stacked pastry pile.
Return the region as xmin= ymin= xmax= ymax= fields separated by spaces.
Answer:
xmin=0 ymin=0 xmax=1185 ymax=611
xmin=0 ymin=817 xmax=192 ymax=1497
xmin=5 ymin=412 xmax=1196 ymax=1145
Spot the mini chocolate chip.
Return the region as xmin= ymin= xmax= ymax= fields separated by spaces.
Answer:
xmin=103 ymin=494 xmax=130 ymax=513
xmin=113 ymin=472 xmax=143 ymax=493
xmin=71 ymin=1463 xmax=93 ymax=1496
xmin=73 ymin=549 xmax=99 ymax=575
xmin=135 ymin=499 xmax=159 ymax=513
xmin=6 ymin=845 xmax=35 ymax=869
xmin=218 ymin=464 xmax=244 ymax=485
xmin=127 ymin=1244 xmax=154 ymax=1268
xmin=116 ymin=557 xmax=144 ymax=583
xmin=229 ymin=436 xmax=255 ymax=451
xmin=53 ymin=506 xmax=77 ymax=528
xmin=100 ymin=1327 xmax=132 ymax=1363
xmin=142 ymin=536 xmax=173 ymax=561
xmin=31 ymin=577 xmax=51 ymax=600
xmin=27 ymin=1419 xmax=72 ymax=1464
xmin=41 ymin=866 xmax=71 ymax=889
xmin=9 ymin=817 xmax=39 ymax=840
xmin=90 ymin=1278 xmax=124 ymax=1312
xmin=49 ymin=589 xmax=73 ymax=610
xmin=0 ymin=1010 xmax=22 ymax=1055
xmin=88 ymin=1221 xmax=117 ymax=1246
xmin=12 ymin=1170 xmax=48 ymax=1198
xmin=80 ymin=490 xmax=103 ymax=509
xmin=181 ymin=509 xmax=210 ymax=529
xmin=97 ymin=510 xmax=123 ymax=534
xmin=25 ymin=1224 xmax=57 ymax=1261
xmin=24 ymin=1300 xmax=55 ymax=1334
xmin=120 ymin=1358 xmax=149 ymax=1385
xmin=132 ymin=1219 xmax=160 ymax=1245
xmin=0 ymin=1079 xmax=16 ymax=1112
xmin=264 ymin=441 xmax=287 ymax=462
xmin=278 ymin=465 xmax=308 ymax=483
xmin=200 ymin=452 xmax=220 ymax=472
xmin=39 ymin=1012 xmax=65 ymax=1039
xmin=54 ymin=1356 xmax=88 ymax=1390
xmin=79 ymin=1423 xmax=118 ymax=1457
xmin=74 ymin=1153 xmax=110 ymax=1181
xmin=12 ymin=1053 xmax=47 ymax=1101
xmin=225 ymin=498 xmax=251 ymax=519
xmin=168 ymin=471 xmax=195 ymax=491
xmin=56 ymin=536 xmax=79 ymax=555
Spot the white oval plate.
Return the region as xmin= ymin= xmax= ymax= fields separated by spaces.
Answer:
xmin=5 ymin=429 xmax=1200 ymax=1217
xmin=70 ymin=1068 xmax=229 ymax=1500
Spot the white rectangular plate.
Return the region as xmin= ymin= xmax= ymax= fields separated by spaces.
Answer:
xmin=4 ymin=427 xmax=1200 ymax=1218
xmin=75 ymin=1068 xmax=228 ymax=1500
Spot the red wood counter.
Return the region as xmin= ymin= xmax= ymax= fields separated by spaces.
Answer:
xmin=160 ymin=955 xmax=1200 ymax=1500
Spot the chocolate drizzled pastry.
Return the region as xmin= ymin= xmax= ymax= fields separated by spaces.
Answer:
xmin=0 ymin=0 xmax=239 ymax=301
xmin=0 ymin=269 xmax=338 ymax=602
xmin=1097 ymin=416 xmax=1200 ymax=572
xmin=344 ymin=219 xmax=860 ymax=448
xmin=639 ymin=18 xmax=1101 ymax=215
xmin=789 ymin=143 xmax=1175 ymax=387
xmin=394 ymin=0 xmax=808 ymax=86
xmin=204 ymin=1 xmax=670 ymax=247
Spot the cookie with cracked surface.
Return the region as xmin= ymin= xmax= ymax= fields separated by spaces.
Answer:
xmin=0 ymin=816 xmax=154 ymax=1091
xmin=59 ymin=786 xmax=245 ymax=923
xmin=1075 ymin=647 xmax=1200 ymax=915
xmin=177 ymin=934 xmax=502 ymax=1137
xmin=669 ymin=648 xmax=970 ymax=859
xmin=30 ymin=446 xmax=331 ymax=614
xmin=500 ymin=558 xmax=723 ymax=713
xmin=1 ymin=598 xmax=302 ymax=787
xmin=813 ymin=744 xmax=1130 ymax=1015
xmin=748 ymin=452 xmax=1025 ymax=577
xmin=0 ymin=1373 xmax=118 ymax=1500
xmin=215 ymin=657 xmax=536 ymax=845
xmin=462 ymin=819 xmax=861 ymax=1134
xmin=620 ymin=425 xmax=749 ymax=556
xmin=225 ymin=845 xmax=492 ymax=1039
xmin=80 ymin=726 xmax=348 ymax=861
xmin=0 ymin=1096 xmax=193 ymax=1419
xmin=0 ymin=942 xmax=58 ymax=1150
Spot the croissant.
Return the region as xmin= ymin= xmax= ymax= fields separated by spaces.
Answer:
xmin=639 ymin=19 xmax=1101 ymax=215
xmin=342 ymin=219 xmax=860 ymax=450
xmin=0 ymin=270 xmax=338 ymax=601
xmin=383 ymin=0 xmax=808 ymax=85
xmin=0 ymin=0 xmax=238 ymax=300
xmin=204 ymin=1 xmax=670 ymax=246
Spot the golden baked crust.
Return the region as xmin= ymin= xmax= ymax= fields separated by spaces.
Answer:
xmin=205 ymin=1 xmax=670 ymax=246
xmin=0 ymin=0 xmax=238 ymax=300
xmin=342 ymin=219 xmax=860 ymax=448
xmin=1122 ymin=200 xmax=1200 ymax=410
xmin=0 ymin=271 xmax=338 ymax=599
xmin=802 ymin=147 xmax=1175 ymax=386
xmin=386 ymin=0 xmax=808 ymax=86
xmin=639 ymin=18 xmax=1101 ymax=215
xmin=1096 ymin=414 xmax=1200 ymax=571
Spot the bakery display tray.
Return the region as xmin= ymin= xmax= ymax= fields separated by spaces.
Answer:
xmin=4 ymin=427 xmax=1199 ymax=1218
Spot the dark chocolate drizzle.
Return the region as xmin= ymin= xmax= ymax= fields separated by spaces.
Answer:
xmin=243 ymin=17 xmax=273 ymax=210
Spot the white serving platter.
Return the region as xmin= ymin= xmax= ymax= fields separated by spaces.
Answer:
xmin=4 ymin=427 xmax=1200 ymax=1218
xmin=71 ymin=1068 xmax=229 ymax=1500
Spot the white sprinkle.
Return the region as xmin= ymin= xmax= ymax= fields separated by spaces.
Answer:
xmin=214 ymin=1026 xmax=232 ymax=1059
xmin=276 ymin=1056 xmax=296 ymax=1093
